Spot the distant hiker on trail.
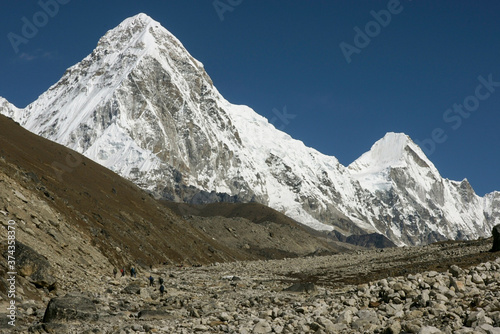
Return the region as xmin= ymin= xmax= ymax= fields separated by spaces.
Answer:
xmin=159 ymin=277 xmax=164 ymax=286
xmin=160 ymin=284 xmax=165 ymax=296
xmin=120 ymin=267 xmax=125 ymax=277
xmin=130 ymin=267 xmax=136 ymax=277
xmin=149 ymin=275 xmax=154 ymax=287
xmin=113 ymin=268 xmax=117 ymax=278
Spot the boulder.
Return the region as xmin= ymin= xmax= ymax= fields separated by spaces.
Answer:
xmin=449 ymin=265 xmax=463 ymax=278
xmin=283 ymin=282 xmax=316 ymax=293
xmin=122 ymin=282 xmax=141 ymax=294
xmin=7 ymin=242 xmax=56 ymax=289
xmin=491 ymin=225 xmax=500 ymax=252
xmin=418 ymin=326 xmax=443 ymax=334
xmin=253 ymin=320 xmax=272 ymax=333
xmin=43 ymin=294 xmax=98 ymax=323
xmin=138 ymin=309 xmax=167 ymax=320
xmin=0 ymin=314 xmax=12 ymax=330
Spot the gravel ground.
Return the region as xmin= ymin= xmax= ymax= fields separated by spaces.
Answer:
xmin=5 ymin=237 xmax=499 ymax=333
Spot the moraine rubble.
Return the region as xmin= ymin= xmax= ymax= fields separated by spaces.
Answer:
xmin=6 ymin=240 xmax=500 ymax=334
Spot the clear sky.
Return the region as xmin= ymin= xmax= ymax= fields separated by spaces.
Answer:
xmin=0 ymin=1 xmax=499 ymax=196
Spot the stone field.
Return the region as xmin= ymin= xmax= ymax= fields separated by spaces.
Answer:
xmin=4 ymin=237 xmax=500 ymax=334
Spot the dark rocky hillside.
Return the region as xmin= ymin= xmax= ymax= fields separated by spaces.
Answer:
xmin=0 ymin=114 xmax=354 ymax=306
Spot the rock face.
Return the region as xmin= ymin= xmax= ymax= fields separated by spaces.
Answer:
xmin=491 ymin=224 xmax=500 ymax=252
xmin=42 ymin=294 xmax=98 ymax=323
xmin=0 ymin=13 xmax=499 ymax=246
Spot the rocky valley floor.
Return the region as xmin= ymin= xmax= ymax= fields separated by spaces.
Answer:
xmin=2 ymin=237 xmax=500 ymax=334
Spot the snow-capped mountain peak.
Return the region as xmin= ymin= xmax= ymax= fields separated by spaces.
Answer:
xmin=1 ymin=14 xmax=498 ymax=246
xmin=349 ymin=132 xmax=437 ymax=174
xmin=347 ymin=132 xmax=441 ymax=194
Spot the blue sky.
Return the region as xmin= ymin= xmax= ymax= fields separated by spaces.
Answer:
xmin=0 ymin=1 xmax=499 ymax=196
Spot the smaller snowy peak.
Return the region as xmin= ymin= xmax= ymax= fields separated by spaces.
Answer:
xmin=347 ymin=132 xmax=440 ymax=192
xmin=349 ymin=132 xmax=436 ymax=173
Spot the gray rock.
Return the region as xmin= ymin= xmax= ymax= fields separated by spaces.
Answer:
xmin=466 ymin=309 xmax=488 ymax=327
xmin=9 ymin=242 xmax=56 ymax=289
xmin=449 ymin=265 xmax=464 ymax=278
xmin=434 ymin=293 xmax=448 ymax=302
xmin=122 ymin=282 xmax=141 ymax=294
xmin=193 ymin=324 xmax=210 ymax=331
xmin=137 ymin=309 xmax=168 ymax=320
xmin=357 ymin=309 xmax=379 ymax=323
xmin=385 ymin=303 xmax=404 ymax=317
xmin=139 ymin=288 xmax=150 ymax=299
xmin=416 ymin=290 xmax=430 ymax=307
xmin=450 ymin=278 xmax=466 ymax=292
xmin=472 ymin=273 xmax=485 ymax=285
xmin=418 ymin=326 xmax=443 ymax=334
xmin=336 ymin=309 xmax=353 ymax=324
xmin=253 ymin=320 xmax=272 ymax=333
xmin=383 ymin=321 xmax=402 ymax=334
xmin=283 ymin=282 xmax=316 ymax=293
xmin=478 ymin=324 xmax=500 ymax=334
xmin=43 ymin=294 xmax=98 ymax=323
xmin=131 ymin=324 xmax=143 ymax=331
xmin=352 ymin=309 xmax=380 ymax=331
xmin=219 ymin=312 xmax=231 ymax=322
xmin=316 ymin=317 xmax=336 ymax=333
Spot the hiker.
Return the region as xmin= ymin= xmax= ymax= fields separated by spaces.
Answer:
xmin=120 ymin=267 xmax=125 ymax=277
xmin=113 ymin=267 xmax=117 ymax=278
xmin=130 ymin=267 xmax=135 ymax=277
xmin=159 ymin=276 xmax=164 ymax=286
xmin=160 ymin=284 xmax=165 ymax=296
xmin=149 ymin=275 xmax=154 ymax=287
